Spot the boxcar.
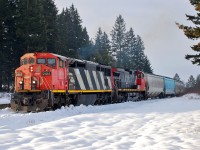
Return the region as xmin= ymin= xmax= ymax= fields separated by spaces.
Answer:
xmin=164 ymin=77 xmax=175 ymax=97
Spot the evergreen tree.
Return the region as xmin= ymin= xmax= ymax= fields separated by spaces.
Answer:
xmin=111 ymin=15 xmax=126 ymax=67
xmin=56 ymin=8 xmax=72 ymax=55
xmin=93 ymin=28 xmax=113 ymax=65
xmin=16 ymin=0 xmax=46 ymax=52
xmin=0 ymin=0 xmax=19 ymax=91
xmin=56 ymin=5 xmax=90 ymax=58
xmin=195 ymin=74 xmax=200 ymax=89
xmin=186 ymin=75 xmax=196 ymax=88
xmin=134 ymin=35 xmax=146 ymax=70
xmin=78 ymin=27 xmax=91 ymax=59
xmin=143 ymin=55 xmax=153 ymax=73
xmin=13 ymin=0 xmax=57 ymax=53
xmin=124 ymin=27 xmax=137 ymax=69
xmin=174 ymin=73 xmax=181 ymax=81
xmin=40 ymin=0 xmax=58 ymax=52
xmin=177 ymin=0 xmax=200 ymax=65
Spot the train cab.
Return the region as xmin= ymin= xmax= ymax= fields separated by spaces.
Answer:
xmin=135 ymin=70 xmax=146 ymax=91
xmin=15 ymin=53 xmax=68 ymax=92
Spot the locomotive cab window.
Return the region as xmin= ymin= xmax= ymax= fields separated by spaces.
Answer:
xmin=96 ymin=66 xmax=101 ymax=71
xmin=37 ymin=58 xmax=46 ymax=64
xmin=21 ymin=58 xmax=28 ymax=65
xmin=48 ymin=58 xmax=56 ymax=67
xmin=104 ymin=68 xmax=111 ymax=76
xmin=77 ymin=62 xmax=85 ymax=68
xmin=137 ymin=73 xmax=144 ymax=79
xmin=29 ymin=58 xmax=35 ymax=64
xmin=137 ymin=74 xmax=141 ymax=78
xmin=69 ymin=61 xmax=85 ymax=68
xmin=59 ymin=59 xmax=65 ymax=68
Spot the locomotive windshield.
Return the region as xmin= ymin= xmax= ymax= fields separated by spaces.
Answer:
xmin=37 ymin=58 xmax=46 ymax=64
xmin=47 ymin=58 xmax=56 ymax=67
xmin=36 ymin=58 xmax=56 ymax=67
xmin=21 ymin=58 xmax=35 ymax=65
xmin=21 ymin=58 xmax=28 ymax=65
xmin=29 ymin=58 xmax=35 ymax=64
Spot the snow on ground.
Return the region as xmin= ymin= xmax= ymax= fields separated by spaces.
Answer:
xmin=0 ymin=94 xmax=200 ymax=150
xmin=0 ymin=93 xmax=11 ymax=104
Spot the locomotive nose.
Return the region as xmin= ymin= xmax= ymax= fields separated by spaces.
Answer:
xmin=15 ymin=65 xmax=39 ymax=91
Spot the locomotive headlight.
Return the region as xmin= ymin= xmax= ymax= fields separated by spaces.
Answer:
xmin=32 ymin=80 xmax=36 ymax=84
xmin=30 ymin=66 xmax=33 ymax=72
xmin=19 ymin=81 xmax=23 ymax=84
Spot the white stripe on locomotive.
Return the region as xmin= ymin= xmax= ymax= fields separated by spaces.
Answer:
xmin=92 ymin=70 xmax=100 ymax=90
xmin=74 ymin=68 xmax=86 ymax=90
xmin=107 ymin=76 xmax=111 ymax=89
xmin=84 ymin=70 xmax=94 ymax=90
xmin=100 ymin=71 xmax=106 ymax=90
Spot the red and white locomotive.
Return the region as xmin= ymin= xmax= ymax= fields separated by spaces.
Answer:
xmin=11 ymin=52 xmax=146 ymax=112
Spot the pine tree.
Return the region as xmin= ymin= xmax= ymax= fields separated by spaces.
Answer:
xmin=56 ymin=8 xmax=72 ymax=55
xmin=0 ymin=0 xmax=19 ymax=91
xmin=186 ymin=75 xmax=196 ymax=88
xmin=111 ymin=15 xmax=126 ymax=67
xmin=134 ymin=35 xmax=146 ymax=70
xmin=40 ymin=0 xmax=58 ymax=52
xmin=124 ymin=27 xmax=137 ymax=69
xmin=93 ymin=28 xmax=113 ymax=65
xmin=195 ymin=74 xmax=200 ymax=89
xmin=16 ymin=0 xmax=47 ymax=52
xmin=174 ymin=73 xmax=181 ymax=81
xmin=56 ymin=5 xmax=90 ymax=58
xmin=176 ymin=0 xmax=200 ymax=65
xmin=143 ymin=55 xmax=153 ymax=73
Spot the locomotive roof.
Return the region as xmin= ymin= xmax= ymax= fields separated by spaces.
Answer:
xmin=51 ymin=53 xmax=102 ymax=66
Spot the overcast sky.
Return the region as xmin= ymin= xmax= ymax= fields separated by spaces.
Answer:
xmin=54 ymin=0 xmax=199 ymax=82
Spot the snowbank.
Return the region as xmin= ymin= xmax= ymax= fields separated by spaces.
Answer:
xmin=0 ymin=92 xmax=11 ymax=104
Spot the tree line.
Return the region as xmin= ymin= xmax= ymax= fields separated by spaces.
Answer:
xmin=0 ymin=0 xmax=153 ymax=92
xmin=185 ymin=74 xmax=200 ymax=93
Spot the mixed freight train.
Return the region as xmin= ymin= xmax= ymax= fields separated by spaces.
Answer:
xmin=11 ymin=53 xmax=185 ymax=112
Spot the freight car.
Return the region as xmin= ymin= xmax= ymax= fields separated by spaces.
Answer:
xmin=144 ymin=74 xmax=164 ymax=98
xmin=164 ymin=77 xmax=175 ymax=97
xmin=11 ymin=52 xmax=185 ymax=112
xmin=140 ymin=73 xmax=184 ymax=99
xmin=175 ymin=80 xmax=185 ymax=96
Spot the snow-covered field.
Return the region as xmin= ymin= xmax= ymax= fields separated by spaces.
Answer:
xmin=0 ymin=94 xmax=200 ymax=150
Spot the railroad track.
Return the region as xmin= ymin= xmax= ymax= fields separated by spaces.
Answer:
xmin=0 ymin=104 xmax=10 ymax=109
